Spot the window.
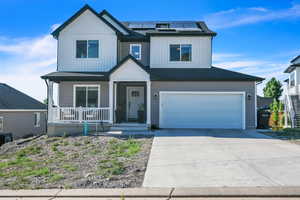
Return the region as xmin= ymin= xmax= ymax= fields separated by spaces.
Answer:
xmin=290 ymin=71 xmax=295 ymax=87
xmin=76 ymin=40 xmax=99 ymax=58
xmin=34 ymin=113 xmax=40 ymax=127
xmin=75 ymin=85 xmax=100 ymax=107
xmin=130 ymin=44 xmax=141 ymax=60
xmin=170 ymin=44 xmax=192 ymax=62
xmin=131 ymin=91 xmax=140 ymax=97
xmin=0 ymin=117 xmax=3 ymax=132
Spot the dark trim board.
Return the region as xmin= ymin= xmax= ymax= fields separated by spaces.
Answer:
xmin=99 ymin=9 xmax=131 ymax=34
xmin=291 ymin=55 xmax=300 ymax=63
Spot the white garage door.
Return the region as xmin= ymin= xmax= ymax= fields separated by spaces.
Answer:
xmin=159 ymin=92 xmax=245 ymax=129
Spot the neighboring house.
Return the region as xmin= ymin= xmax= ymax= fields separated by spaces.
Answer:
xmin=0 ymin=83 xmax=47 ymax=139
xmin=41 ymin=4 xmax=264 ymax=135
xmin=257 ymin=96 xmax=273 ymax=110
xmin=284 ymin=55 xmax=300 ymax=127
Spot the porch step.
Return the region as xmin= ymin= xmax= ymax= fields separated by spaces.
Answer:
xmin=110 ymin=123 xmax=149 ymax=131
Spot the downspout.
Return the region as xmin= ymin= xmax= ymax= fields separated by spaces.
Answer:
xmin=44 ymin=79 xmax=49 ymax=133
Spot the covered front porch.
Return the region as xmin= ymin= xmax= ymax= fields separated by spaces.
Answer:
xmin=46 ymin=80 xmax=151 ymax=126
xmin=43 ymin=56 xmax=151 ymax=135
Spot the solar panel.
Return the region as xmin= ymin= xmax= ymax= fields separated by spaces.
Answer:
xmin=127 ymin=21 xmax=200 ymax=30
xmin=128 ymin=22 xmax=156 ymax=29
xmin=169 ymin=22 xmax=198 ymax=28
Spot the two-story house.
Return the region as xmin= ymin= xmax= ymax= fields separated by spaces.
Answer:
xmin=284 ymin=55 xmax=300 ymax=127
xmin=41 ymin=5 xmax=264 ymax=136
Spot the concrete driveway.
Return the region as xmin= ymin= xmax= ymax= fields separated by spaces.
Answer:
xmin=143 ymin=129 xmax=300 ymax=187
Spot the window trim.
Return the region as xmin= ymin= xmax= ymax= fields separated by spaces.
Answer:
xmin=130 ymin=44 xmax=142 ymax=60
xmin=169 ymin=44 xmax=192 ymax=62
xmin=73 ymin=85 xmax=101 ymax=108
xmin=34 ymin=113 xmax=40 ymax=128
xmin=290 ymin=71 xmax=296 ymax=87
xmin=75 ymin=40 xmax=99 ymax=59
xmin=0 ymin=116 xmax=3 ymax=132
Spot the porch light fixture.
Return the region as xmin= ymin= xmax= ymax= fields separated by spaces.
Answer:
xmin=247 ymin=93 xmax=252 ymax=100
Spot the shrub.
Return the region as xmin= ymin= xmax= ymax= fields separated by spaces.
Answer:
xmin=269 ymin=99 xmax=284 ymax=130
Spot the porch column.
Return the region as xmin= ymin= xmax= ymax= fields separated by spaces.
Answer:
xmin=48 ymin=80 xmax=54 ymax=123
xmin=146 ymin=81 xmax=151 ymax=126
xmin=109 ymin=80 xmax=114 ymax=124
xmin=284 ymin=95 xmax=288 ymax=127
xmin=114 ymin=82 xmax=117 ymax=123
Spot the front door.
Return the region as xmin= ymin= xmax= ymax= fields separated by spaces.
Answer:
xmin=127 ymin=86 xmax=144 ymax=121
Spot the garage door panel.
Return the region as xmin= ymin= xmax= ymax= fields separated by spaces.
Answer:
xmin=160 ymin=93 xmax=244 ymax=129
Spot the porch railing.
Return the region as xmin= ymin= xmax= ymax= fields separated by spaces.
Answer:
xmin=50 ymin=107 xmax=110 ymax=123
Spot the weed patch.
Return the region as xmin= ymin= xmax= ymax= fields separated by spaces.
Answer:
xmin=107 ymin=138 xmax=141 ymax=158
xmin=49 ymin=174 xmax=64 ymax=182
xmin=62 ymin=164 xmax=77 ymax=172
xmin=97 ymin=159 xmax=125 ymax=178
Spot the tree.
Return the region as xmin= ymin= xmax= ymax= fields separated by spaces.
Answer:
xmin=263 ymin=77 xmax=283 ymax=101
xmin=271 ymin=99 xmax=279 ymax=130
xmin=43 ymin=98 xmax=48 ymax=105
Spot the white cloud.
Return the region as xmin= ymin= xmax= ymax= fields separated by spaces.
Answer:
xmin=213 ymin=52 xmax=289 ymax=96
xmin=51 ymin=24 xmax=61 ymax=31
xmin=0 ymin=31 xmax=57 ymax=102
xmin=248 ymin=7 xmax=268 ymax=12
xmin=214 ymin=60 xmax=266 ymax=69
xmin=0 ymin=35 xmax=56 ymax=59
xmin=212 ymin=53 xmax=241 ymax=62
xmin=205 ymin=4 xmax=300 ymax=29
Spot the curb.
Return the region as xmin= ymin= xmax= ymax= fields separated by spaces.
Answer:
xmin=1 ymin=187 xmax=300 ymax=198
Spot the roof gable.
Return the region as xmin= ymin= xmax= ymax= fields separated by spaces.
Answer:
xmin=0 ymin=84 xmax=46 ymax=110
xmin=109 ymin=55 xmax=149 ymax=74
xmin=109 ymin=55 xmax=150 ymax=81
xmin=291 ymin=55 xmax=300 ymax=64
xmin=52 ymin=4 xmax=121 ymax=38
xmin=99 ymin=10 xmax=130 ymax=35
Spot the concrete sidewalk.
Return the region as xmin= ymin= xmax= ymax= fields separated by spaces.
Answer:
xmin=1 ymin=187 xmax=300 ymax=199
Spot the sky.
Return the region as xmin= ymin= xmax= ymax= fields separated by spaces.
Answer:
xmin=0 ymin=0 xmax=300 ymax=102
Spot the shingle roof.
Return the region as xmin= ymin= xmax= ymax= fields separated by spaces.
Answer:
xmin=284 ymin=64 xmax=300 ymax=73
xmin=121 ymin=21 xmax=216 ymax=37
xmin=0 ymin=83 xmax=46 ymax=110
xmin=150 ymin=67 xmax=264 ymax=82
xmin=42 ymin=66 xmax=264 ymax=82
xmin=41 ymin=72 xmax=109 ymax=82
xmin=51 ymin=4 xmax=216 ymax=41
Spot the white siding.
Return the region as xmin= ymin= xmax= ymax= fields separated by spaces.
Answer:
xmin=58 ymin=9 xmax=117 ymax=72
xmin=150 ymin=36 xmax=212 ymax=68
xmin=296 ymin=68 xmax=300 ymax=85
xmin=110 ymin=59 xmax=150 ymax=81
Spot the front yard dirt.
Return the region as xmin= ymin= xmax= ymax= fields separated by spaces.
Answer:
xmin=0 ymin=134 xmax=153 ymax=189
xmin=259 ymin=128 xmax=300 ymax=145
